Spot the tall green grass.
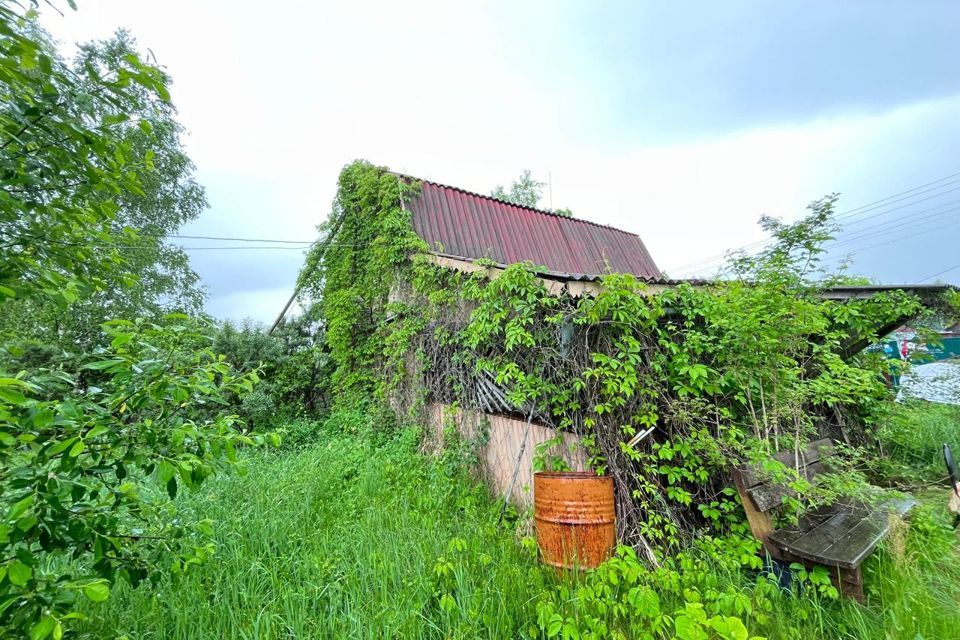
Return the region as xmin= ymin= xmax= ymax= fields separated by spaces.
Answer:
xmin=85 ymin=405 xmax=960 ymax=639
xmin=874 ymin=401 xmax=960 ymax=484
xmin=85 ymin=424 xmax=552 ymax=639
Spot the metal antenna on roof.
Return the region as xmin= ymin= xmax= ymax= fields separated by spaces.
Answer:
xmin=548 ymin=171 xmax=553 ymax=210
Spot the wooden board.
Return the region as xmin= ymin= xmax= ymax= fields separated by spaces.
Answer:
xmin=738 ymin=439 xmax=836 ymax=513
xmin=769 ymin=505 xmax=890 ymax=570
xmin=739 ymin=439 xmax=835 ymax=488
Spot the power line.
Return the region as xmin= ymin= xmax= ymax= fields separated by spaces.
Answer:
xmin=268 ymin=213 xmax=348 ymax=334
xmin=670 ymin=173 xmax=960 ymax=273
xmin=170 ymin=234 xmax=314 ymax=244
xmin=673 ymin=192 xmax=960 ymax=276
xmin=842 ymin=217 xmax=960 ymax=255
xmin=827 ymin=203 xmax=960 ymax=251
xmin=175 ymin=245 xmax=311 ymax=250
xmin=836 ymin=192 xmax=960 ymax=230
xmin=667 ymin=171 xmax=960 ymax=275
xmin=919 ymin=262 xmax=960 ymax=283
xmin=833 ymin=177 xmax=960 ymax=223
xmin=14 ymin=236 xmax=370 ymax=251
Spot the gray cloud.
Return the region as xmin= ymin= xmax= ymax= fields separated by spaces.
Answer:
xmin=568 ymin=1 xmax=960 ymax=139
xmin=42 ymin=0 xmax=960 ymax=322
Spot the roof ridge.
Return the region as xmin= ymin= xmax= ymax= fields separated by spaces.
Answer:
xmin=388 ymin=170 xmax=642 ymax=237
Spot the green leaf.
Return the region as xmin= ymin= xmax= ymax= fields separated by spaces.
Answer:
xmin=547 ymin=613 xmax=563 ymax=638
xmin=166 ymin=476 xmax=178 ymax=499
xmin=157 ymin=460 xmax=175 ymax=484
xmin=48 ymin=437 xmax=78 ymax=456
xmin=30 ymin=615 xmax=56 ymax=640
xmin=675 ymin=615 xmax=708 ymax=640
xmin=82 ymin=358 xmax=126 ymax=371
xmin=8 ymin=494 xmax=33 ymax=520
xmin=82 ymin=580 xmax=110 ymax=603
xmin=32 ymin=407 xmax=55 ymax=429
xmin=86 ymin=425 xmax=109 ymax=439
xmin=110 ymin=332 xmax=133 ymax=349
xmin=8 ymin=559 xmax=33 ymax=586
xmin=68 ymin=439 xmax=86 ymax=457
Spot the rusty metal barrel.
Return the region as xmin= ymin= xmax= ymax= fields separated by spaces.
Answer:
xmin=533 ymin=471 xmax=615 ymax=570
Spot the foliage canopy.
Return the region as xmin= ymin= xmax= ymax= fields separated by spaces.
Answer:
xmin=0 ymin=5 xmax=262 ymax=637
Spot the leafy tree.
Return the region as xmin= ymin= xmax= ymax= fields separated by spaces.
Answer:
xmin=212 ymin=313 xmax=330 ymax=427
xmin=0 ymin=5 xmax=262 ymax=637
xmin=0 ymin=14 xmax=144 ymax=304
xmin=0 ymin=29 xmax=206 ymax=353
xmin=491 ymin=169 xmax=572 ymax=216
xmin=0 ymin=317 xmax=265 ymax=637
xmin=491 ymin=169 xmax=544 ymax=208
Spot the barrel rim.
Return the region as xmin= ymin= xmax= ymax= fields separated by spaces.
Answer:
xmin=534 ymin=471 xmax=609 ymax=480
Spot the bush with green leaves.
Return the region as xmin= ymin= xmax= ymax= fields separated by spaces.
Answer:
xmin=211 ymin=314 xmax=330 ymax=428
xmin=302 ymin=162 xmax=959 ymax=561
xmin=0 ymin=3 xmax=267 ymax=637
xmin=0 ymin=317 xmax=269 ymax=636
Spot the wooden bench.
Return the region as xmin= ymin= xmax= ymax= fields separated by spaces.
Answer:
xmin=732 ymin=438 xmax=916 ymax=601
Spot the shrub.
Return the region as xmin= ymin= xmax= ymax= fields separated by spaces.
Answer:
xmin=0 ymin=317 xmax=271 ymax=637
xmin=212 ymin=315 xmax=331 ymax=429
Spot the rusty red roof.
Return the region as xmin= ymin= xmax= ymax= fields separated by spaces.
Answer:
xmin=400 ymin=177 xmax=661 ymax=280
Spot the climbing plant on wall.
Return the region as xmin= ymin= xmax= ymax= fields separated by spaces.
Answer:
xmin=296 ymin=162 xmax=427 ymax=403
xmin=306 ymin=162 xmax=957 ymax=558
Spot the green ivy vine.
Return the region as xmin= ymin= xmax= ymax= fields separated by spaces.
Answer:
xmin=304 ymin=162 xmax=958 ymax=555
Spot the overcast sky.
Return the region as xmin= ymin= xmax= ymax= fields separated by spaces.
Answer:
xmin=42 ymin=1 xmax=960 ymax=323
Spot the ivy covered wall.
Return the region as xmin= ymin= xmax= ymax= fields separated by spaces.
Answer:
xmin=298 ymin=161 xmax=958 ymax=554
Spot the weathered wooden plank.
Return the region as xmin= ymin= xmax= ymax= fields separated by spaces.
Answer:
xmin=731 ymin=467 xmax=775 ymax=547
xmin=749 ymin=482 xmax=794 ymax=512
xmin=814 ymin=511 xmax=890 ymax=568
xmin=769 ymin=510 xmax=858 ymax=557
xmin=769 ymin=508 xmax=863 ymax=557
xmin=770 ymin=507 xmax=888 ymax=569
xmin=795 ymin=503 xmax=846 ymax=532
xmin=738 ymin=439 xmax=836 ymax=493
xmin=771 ymin=438 xmax=835 ymax=469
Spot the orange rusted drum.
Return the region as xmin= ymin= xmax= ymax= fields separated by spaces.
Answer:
xmin=534 ymin=471 xmax=615 ymax=570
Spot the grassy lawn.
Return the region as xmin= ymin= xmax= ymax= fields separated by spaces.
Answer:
xmin=85 ymin=405 xmax=960 ymax=639
xmin=86 ymin=422 xmax=552 ymax=639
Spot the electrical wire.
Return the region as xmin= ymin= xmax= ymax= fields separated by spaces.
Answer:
xmin=838 ymin=217 xmax=960 ymax=255
xmin=668 ymin=171 xmax=960 ymax=275
xmin=826 ymin=203 xmax=960 ymax=251
xmin=919 ymin=262 xmax=960 ymax=283
xmin=170 ymin=234 xmax=313 ymax=244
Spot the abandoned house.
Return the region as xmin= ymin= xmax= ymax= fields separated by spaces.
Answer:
xmin=377 ymin=174 xmax=956 ymax=507
xmin=391 ymin=176 xmax=701 ymax=505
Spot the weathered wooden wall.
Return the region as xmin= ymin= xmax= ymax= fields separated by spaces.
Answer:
xmin=425 ymin=403 xmax=588 ymax=507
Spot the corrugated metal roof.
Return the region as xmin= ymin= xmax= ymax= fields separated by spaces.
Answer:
xmin=399 ymin=176 xmax=661 ymax=280
xmin=430 ymin=251 xmax=706 ymax=286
